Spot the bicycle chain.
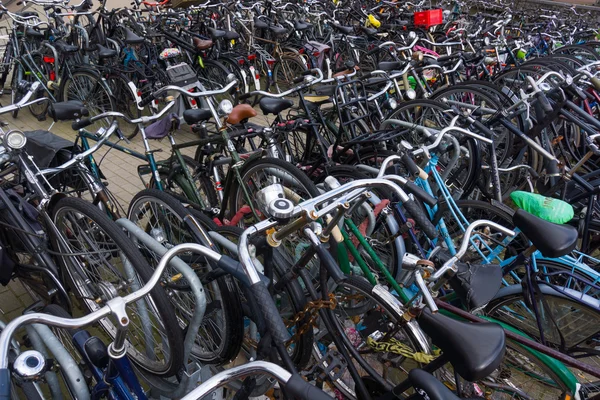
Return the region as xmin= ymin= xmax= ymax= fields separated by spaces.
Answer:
xmin=285 ymin=293 xmax=338 ymax=346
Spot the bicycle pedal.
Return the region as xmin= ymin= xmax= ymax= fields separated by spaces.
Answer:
xmin=309 ymin=350 xmax=347 ymax=381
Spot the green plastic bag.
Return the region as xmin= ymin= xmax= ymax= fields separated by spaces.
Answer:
xmin=510 ymin=191 xmax=574 ymax=224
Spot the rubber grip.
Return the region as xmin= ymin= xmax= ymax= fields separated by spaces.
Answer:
xmin=536 ymin=92 xmax=553 ymax=113
xmin=0 ymin=368 xmax=9 ymax=400
xmin=529 ymin=168 xmax=540 ymax=179
xmin=404 ymin=181 xmax=437 ymax=208
xmin=250 ymin=282 xmax=291 ymax=345
xmin=403 ymin=198 xmax=438 ymax=240
xmin=293 ymin=75 xmax=305 ymax=84
xmin=71 ymin=118 xmax=92 ymax=130
xmin=139 ymin=94 xmax=155 ymax=107
xmin=286 ymin=374 xmax=333 ymax=400
xmin=401 ymin=154 xmax=420 ymax=178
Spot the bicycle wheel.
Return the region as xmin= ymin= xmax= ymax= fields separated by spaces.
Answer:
xmin=61 ymin=70 xmax=115 ymax=133
xmin=385 ymin=99 xmax=480 ymax=199
xmin=24 ymin=53 xmax=50 ymax=119
xmin=273 ymin=55 xmax=307 ymax=95
xmin=149 ymin=155 xmax=218 ymax=210
xmin=105 ymin=72 xmax=141 ymax=139
xmin=51 ymin=196 xmax=183 ymax=376
xmin=314 ymin=275 xmax=431 ymax=399
xmin=197 ymin=59 xmax=236 ymax=104
xmin=127 ymin=189 xmax=244 ymax=365
xmin=10 ymin=62 xmax=24 ymax=118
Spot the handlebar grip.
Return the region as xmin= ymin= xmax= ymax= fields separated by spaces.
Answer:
xmin=139 ymin=94 xmax=155 ymax=107
xmin=0 ymin=368 xmax=10 ymax=400
xmin=71 ymin=118 xmax=92 ymax=130
xmin=285 ymin=374 xmax=333 ymax=400
xmin=400 ymin=154 xmax=420 ymax=179
xmin=239 ymin=92 xmax=252 ymax=101
xmin=529 ymin=168 xmax=540 ymax=179
xmin=404 ymin=181 xmax=437 ymax=208
xmin=249 ymin=282 xmax=291 ymax=345
xmin=536 ymin=92 xmax=553 ymax=113
xmin=293 ymin=75 xmax=305 ymax=84
xmin=403 ymin=198 xmax=439 ymax=240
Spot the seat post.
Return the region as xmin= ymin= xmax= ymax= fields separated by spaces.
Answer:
xmin=390 ymin=354 xmax=448 ymax=398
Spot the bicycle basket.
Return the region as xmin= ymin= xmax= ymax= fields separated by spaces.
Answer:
xmin=166 ymin=62 xmax=199 ymax=89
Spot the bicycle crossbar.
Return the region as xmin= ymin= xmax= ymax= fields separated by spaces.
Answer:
xmin=435 ymin=299 xmax=600 ymax=379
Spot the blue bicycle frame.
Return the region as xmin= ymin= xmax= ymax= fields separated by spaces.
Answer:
xmin=71 ymin=330 xmax=147 ymax=400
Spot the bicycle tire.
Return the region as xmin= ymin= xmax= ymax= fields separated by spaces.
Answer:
xmin=51 ymin=196 xmax=184 ymax=376
xmin=127 ymin=189 xmax=244 ymax=365
xmin=273 ymin=55 xmax=307 ymax=95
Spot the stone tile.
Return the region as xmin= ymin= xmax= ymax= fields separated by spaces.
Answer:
xmin=0 ymin=291 xmax=26 ymax=313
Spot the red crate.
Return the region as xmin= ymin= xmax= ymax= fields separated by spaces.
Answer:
xmin=413 ymin=9 xmax=443 ymax=28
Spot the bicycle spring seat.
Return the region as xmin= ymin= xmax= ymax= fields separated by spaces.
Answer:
xmin=294 ymin=20 xmax=313 ymax=31
xmin=378 ymin=61 xmax=403 ymax=71
xmin=224 ymin=31 xmax=239 ymax=41
xmin=254 ymin=17 xmax=269 ymax=30
xmin=16 ymin=11 xmax=39 ymax=18
xmin=259 ymin=98 xmax=293 ymax=115
xmin=193 ymin=37 xmax=213 ymax=51
xmin=448 ymin=261 xmax=503 ymax=311
xmin=124 ymin=29 xmax=145 ymax=45
xmin=183 ymin=109 xmax=212 ymax=125
xmin=53 ymin=40 xmax=79 ymax=54
xmin=512 ymin=209 xmax=578 ymax=258
xmin=207 ymin=27 xmax=227 ymax=40
xmin=159 ymin=48 xmax=181 ymax=60
xmin=331 ymin=23 xmax=354 ymax=35
xmin=269 ymin=25 xmax=288 ymax=35
xmin=510 ymin=191 xmax=574 ymax=224
xmin=358 ymin=25 xmax=378 ymax=38
xmin=96 ymin=44 xmax=118 ymax=59
xmin=48 ymin=101 xmax=89 ymax=122
xmin=227 ymin=104 xmax=257 ymax=124
xmin=25 ymin=27 xmax=44 ymax=38
xmin=418 ymin=309 xmax=505 ymax=381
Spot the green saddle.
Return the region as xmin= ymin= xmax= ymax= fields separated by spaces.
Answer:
xmin=510 ymin=191 xmax=574 ymax=224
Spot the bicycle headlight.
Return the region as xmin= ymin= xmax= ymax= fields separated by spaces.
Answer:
xmin=219 ymin=99 xmax=234 ymax=115
xmin=4 ymin=130 xmax=27 ymax=150
xmin=383 ymin=98 xmax=397 ymax=110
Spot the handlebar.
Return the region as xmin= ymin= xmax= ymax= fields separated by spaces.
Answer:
xmin=139 ymin=79 xmax=238 ymax=107
xmin=240 ymin=68 xmax=323 ymax=100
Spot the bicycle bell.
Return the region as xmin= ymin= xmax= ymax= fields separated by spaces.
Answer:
xmin=256 ymin=184 xmax=295 ymax=221
xmin=13 ymin=350 xmax=47 ymax=380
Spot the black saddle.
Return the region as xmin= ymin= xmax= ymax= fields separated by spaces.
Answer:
xmin=449 ymin=261 xmax=503 ymax=310
xmin=331 ymin=23 xmax=354 ymax=35
xmin=409 ymin=369 xmax=460 ymax=400
xmin=224 ymin=31 xmax=239 ymax=40
xmin=96 ymin=44 xmax=118 ymax=59
xmin=418 ymin=309 xmax=505 ymax=381
xmin=183 ymin=109 xmax=212 ymax=125
xmin=259 ymin=98 xmax=293 ymax=115
xmin=512 ymin=209 xmax=578 ymax=258
xmin=48 ymin=101 xmax=89 ymax=122
xmin=124 ymin=29 xmax=144 ymax=45
xmin=25 ymin=27 xmax=44 ymax=38
xmin=314 ymin=85 xmax=336 ymax=96
xmin=378 ymin=61 xmax=403 ymax=71
xmin=254 ymin=17 xmax=269 ymax=30
xmin=359 ymin=25 xmax=378 ymax=37
xmin=54 ymin=40 xmax=79 ymax=54
xmin=16 ymin=11 xmax=38 ymax=18
xmin=294 ymin=20 xmax=313 ymax=31
xmin=269 ymin=25 xmax=288 ymax=35
xmin=208 ymin=27 xmax=227 ymax=40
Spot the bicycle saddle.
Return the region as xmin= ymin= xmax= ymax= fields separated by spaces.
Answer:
xmin=314 ymin=85 xmax=337 ymax=97
xmin=254 ymin=16 xmax=269 ymax=30
xmin=124 ymin=28 xmax=144 ymax=45
xmin=449 ymin=261 xmax=503 ymax=311
xmin=224 ymin=31 xmax=240 ymax=40
xmin=409 ymin=369 xmax=482 ymax=400
xmin=183 ymin=109 xmax=212 ymax=125
xmin=48 ymin=101 xmax=89 ymax=122
xmin=259 ymin=98 xmax=293 ymax=115
xmin=53 ymin=40 xmax=79 ymax=54
xmin=207 ymin=27 xmax=227 ymax=40
xmin=193 ymin=37 xmax=213 ymax=50
xmin=378 ymin=61 xmax=403 ymax=71
xmin=96 ymin=44 xmax=118 ymax=59
xmin=25 ymin=27 xmax=44 ymax=38
xmin=16 ymin=11 xmax=38 ymax=18
xmin=331 ymin=23 xmax=354 ymax=35
xmin=418 ymin=309 xmax=505 ymax=381
xmin=269 ymin=25 xmax=288 ymax=35
xmin=512 ymin=209 xmax=578 ymax=258
xmin=358 ymin=25 xmax=378 ymax=37
xmin=294 ymin=20 xmax=312 ymax=31
xmin=227 ymin=104 xmax=257 ymax=124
